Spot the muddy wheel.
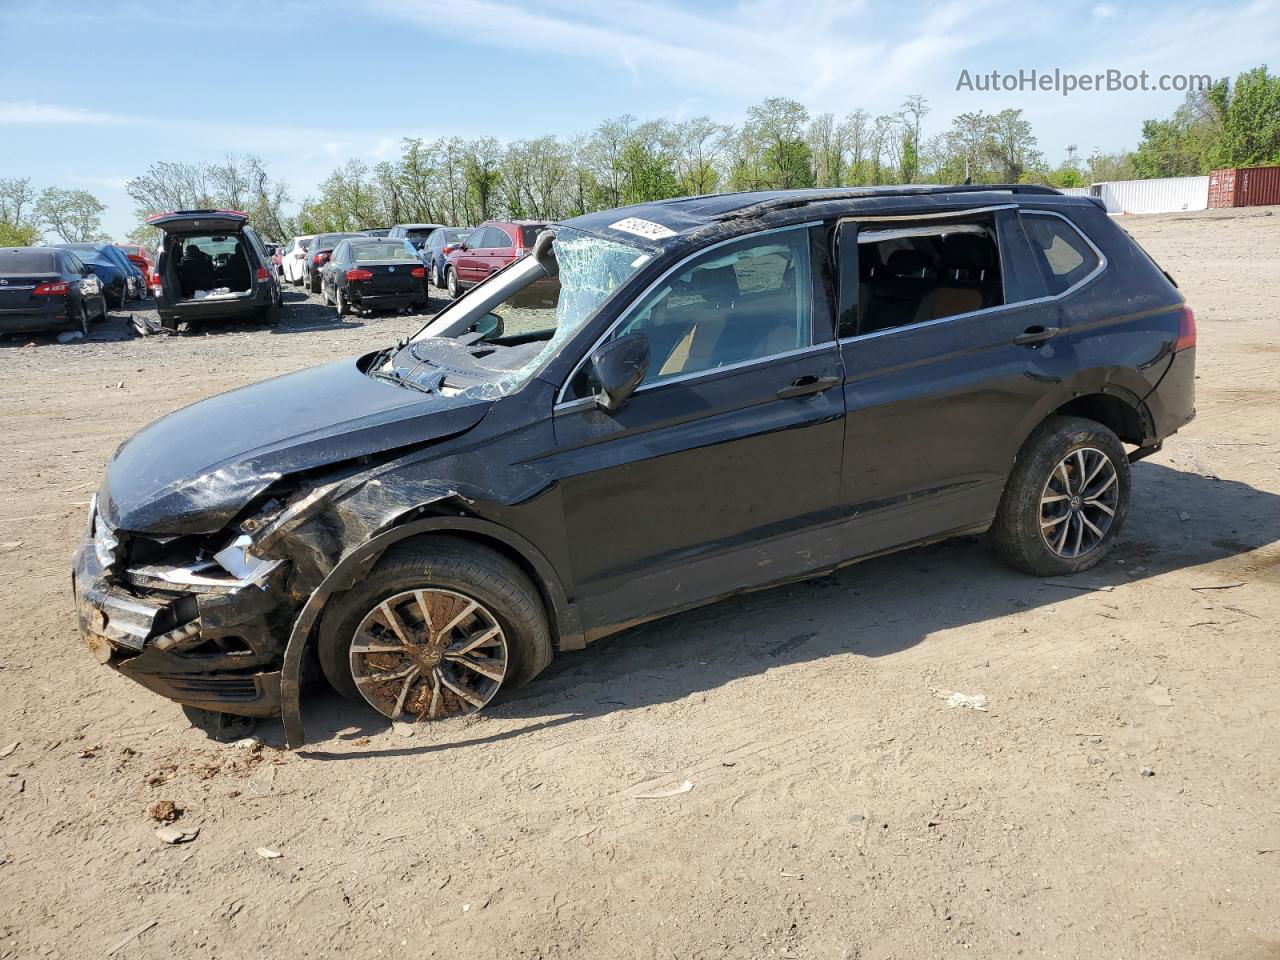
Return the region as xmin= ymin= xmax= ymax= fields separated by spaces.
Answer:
xmin=446 ymin=266 xmax=460 ymax=300
xmin=318 ymin=538 xmax=552 ymax=722
xmin=991 ymin=415 xmax=1130 ymax=576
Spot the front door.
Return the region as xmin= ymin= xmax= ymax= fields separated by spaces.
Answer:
xmin=549 ymin=224 xmax=847 ymax=638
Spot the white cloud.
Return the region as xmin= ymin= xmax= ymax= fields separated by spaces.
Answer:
xmin=0 ymin=101 xmax=134 ymax=125
xmin=1092 ymin=3 xmax=1118 ymax=18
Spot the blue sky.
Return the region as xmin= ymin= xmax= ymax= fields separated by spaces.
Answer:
xmin=1 ymin=0 xmax=1276 ymax=238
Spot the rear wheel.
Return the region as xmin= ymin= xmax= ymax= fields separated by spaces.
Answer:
xmin=336 ymin=288 xmax=349 ymax=316
xmin=97 ymin=296 xmax=109 ymax=321
xmin=318 ymin=538 xmax=552 ymax=721
xmin=322 ymin=281 xmax=332 ymax=305
xmin=431 ymin=261 xmax=442 ymax=287
xmin=991 ymin=416 xmax=1130 ymax=576
xmin=446 ymin=266 xmax=460 ymax=300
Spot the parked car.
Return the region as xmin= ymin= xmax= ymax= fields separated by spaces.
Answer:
xmin=321 ymin=238 xmax=427 ymax=315
xmin=0 ymin=246 xmax=107 ymax=336
xmin=303 ymin=232 xmax=366 ymax=293
xmin=363 ymin=228 xmax=391 ymax=238
xmin=281 ymin=235 xmax=314 ymax=285
xmin=148 ymin=209 xmax=282 ymax=330
xmin=101 ymin=244 xmax=145 ymax=301
xmin=386 ymin=223 xmax=445 ymax=251
xmin=421 ymin=227 xmax=470 ymax=288
xmin=119 ymin=244 xmax=156 ymax=293
xmin=73 ymin=185 xmax=1196 ymax=746
xmin=55 ymin=243 xmax=131 ymax=306
xmin=444 ymin=220 xmax=548 ymax=299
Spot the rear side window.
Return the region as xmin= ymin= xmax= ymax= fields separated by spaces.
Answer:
xmin=614 ymin=225 xmax=813 ymax=386
xmin=520 ymin=225 xmax=544 ymax=248
xmin=0 ymin=250 xmax=57 ymax=272
xmin=852 ymin=216 xmax=1004 ymax=336
xmin=1021 ymin=212 xmax=1101 ymax=296
xmin=488 ymin=228 xmax=513 ymax=250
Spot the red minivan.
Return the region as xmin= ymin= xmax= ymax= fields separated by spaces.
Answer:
xmin=444 ymin=220 xmax=548 ymax=299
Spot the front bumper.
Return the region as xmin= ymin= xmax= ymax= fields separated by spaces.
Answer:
xmin=72 ymin=530 xmax=296 ymax=717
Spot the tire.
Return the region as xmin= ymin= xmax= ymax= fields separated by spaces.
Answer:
xmin=310 ymin=273 xmax=320 ymax=295
xmin=317 ymin=537 xmax=552 ymax=718
xmin=322 ymin=281 xmax=332 ymax=306
xmin=446 ymin=266 xmax=460 ymax=300
xmin=991 ymin=415 xmax=1131 ymax=577
xmin=259 ymin=300 xmax=280 ymax=326
xmin=97 ymin=296 xmax=109 ymax=321
xmin=75 ymin=302 xmax=90 ymax=336
xmin=336 ymin=288 xmax=349 ymax=316
xmin=432 ymin=261 xmax=442 ymax=288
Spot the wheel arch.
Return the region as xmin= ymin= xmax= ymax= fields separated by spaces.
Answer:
xmin=1008 ymin=369 xmax=1157 ymax=464
xmin=279 ymin=513 xmax=582 ymax=748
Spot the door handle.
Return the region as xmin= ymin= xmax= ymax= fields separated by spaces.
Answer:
xmin=1013 ymin=325 xmax=1060 ymax=345
xmin=776 ymin=374 xmax=841 ymax=399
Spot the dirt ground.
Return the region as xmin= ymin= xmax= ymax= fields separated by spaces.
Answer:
xmin=1 ymin=208 xmax=1278 ymax=960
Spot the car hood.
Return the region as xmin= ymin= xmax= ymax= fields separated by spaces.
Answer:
xmin=101 ymin=356 xmax=492 ymax=535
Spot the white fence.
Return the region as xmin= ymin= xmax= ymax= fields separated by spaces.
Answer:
xmin=1060 ymin=176 xmax=1210 ymax=215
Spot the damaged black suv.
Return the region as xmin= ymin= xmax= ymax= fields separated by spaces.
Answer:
xmin=74 ymin=185 xmax=1196 ymax=746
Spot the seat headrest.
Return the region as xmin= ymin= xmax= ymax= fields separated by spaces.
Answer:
xmin=885 ymin=249 xmax=930 ymax=277
xmin=689 ymin=264 xmax=739 ymax=306
xmin=940 ymin=233 xmax=991 ymax=282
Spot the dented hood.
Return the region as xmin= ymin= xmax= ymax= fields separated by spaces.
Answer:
xmin=101 ymin=356 xmax=491 ymax=535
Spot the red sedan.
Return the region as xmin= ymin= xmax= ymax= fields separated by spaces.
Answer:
xmin=119 ymin=244 xmax=156 ymax=290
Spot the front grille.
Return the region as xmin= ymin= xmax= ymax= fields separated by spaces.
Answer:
xmin=156 ymin=675 xmax=260 ymax=702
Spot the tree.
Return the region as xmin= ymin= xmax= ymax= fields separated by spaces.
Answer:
xmin=839 ymin=110 xmax=870 ymax=185
xmin=742 ymin=98 xmax=815 ymax=189
xmin=35 ymin=187 xmax=106 ymax=242
xmin=899 ymin=95 xmax=930 ymax=183
xmin=807 ymin=113 xmax=845 ymax=187
xmin=0 ymin=176 xmax=39 ymax=245
xmin=1210 ymin=65 xmax=1280 ymax=167
xmin=985 ymin=109 xmax=1041 ymax=182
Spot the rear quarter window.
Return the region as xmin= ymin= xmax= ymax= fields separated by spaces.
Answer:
xmin=1021 ymin=212 xmax=1101 ymax=296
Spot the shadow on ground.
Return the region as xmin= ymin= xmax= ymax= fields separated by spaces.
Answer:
xmin=278 ymin=460 xmax=1280 ymax=757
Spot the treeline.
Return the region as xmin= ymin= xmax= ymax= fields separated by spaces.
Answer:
xmin=0 ymin=180 xmax=107 ymax=246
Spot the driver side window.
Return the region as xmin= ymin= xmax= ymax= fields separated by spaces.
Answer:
xmin=615 ymin=226 xmax=813 ymax=386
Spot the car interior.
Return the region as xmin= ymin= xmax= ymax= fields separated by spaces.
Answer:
xmin=855 ymin=220 xmax=1004 ymax=334
xmin=166 ymin=234 xmax=252 ymax=298
xmin=619 ymin=233 xmax=813 ymax=384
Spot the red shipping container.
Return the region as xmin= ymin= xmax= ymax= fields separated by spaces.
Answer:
xmin=1208 ymin=166 xmax=1280 ymax=208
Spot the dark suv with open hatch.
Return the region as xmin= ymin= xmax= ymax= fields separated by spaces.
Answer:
xmin=74 ymin=185 xmax=1195 ymax=746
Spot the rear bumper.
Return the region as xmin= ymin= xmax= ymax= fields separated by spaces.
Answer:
xmin=1146 ymin=347 xmax=1196 ymax=439
xmin=0 ymin=306 xmax=76 ymax=333
xmin=72 ymin=532 xmax=294 ymax=718
xmin=157 ymin=286 xmax=270 ymax=322
xmin=348 ymin=288 xmax=423 ymax=310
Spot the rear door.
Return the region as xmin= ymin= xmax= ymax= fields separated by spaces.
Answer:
xmin=551 ymin=223 xmax=846 ymax=636
xmin=484 ymin=226 xmax=515 ymax=278
xmin=835 ymin=207 xmax=1071 ymax=557
xmin=146 ymin=210 xmax=248 ymax=234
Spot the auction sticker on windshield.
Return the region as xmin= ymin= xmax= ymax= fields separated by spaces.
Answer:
xmin=609 ymin=217 xmax=676 ymax=240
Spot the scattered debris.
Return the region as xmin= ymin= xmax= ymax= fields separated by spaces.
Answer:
xmin=0 ymin=541 xmax=23 ymax=553
xmin=155 ymin=825 xmax=199 ymax=844
xmin=147 ymin=800 xmax=183 ymax=822
xmin=105 ymin=920 xmax=158 ymax=956
xmin=1190 ymin=580 xmax=1245 ymax=591
xmin=392 ymin=721 xmax=416 ymax=738
xmin=256 ymin=847 xmax=283 ymax=859
xmin=0 ymin=741 xmax=17 ymax=759
xmin=1042 ymin=579 xmax=1115 ymax=592
xmin=56 ymin=330 xmax=83 ymax=343
xmin=232 ymin=736 xmax=262 ymax=750
xmin=1146 ymin=685 xmax=1174 ymax=707
xmin=1178 ymin=512 xmax=1192 ymax=521
xmin=780 ymin=869 xmax=804 ymax=878
xmin=634 ymin=779 xmax=694 ymax=799
xmin=1140 ymin=767 xmax=1156 ymax=778
xmin=847 ymin=814 xmax=865 ymax=825
xmin=933 ymin=689 xmax=989 ymax=711
xmin=129 ymin=314 xmax=172 ymax=337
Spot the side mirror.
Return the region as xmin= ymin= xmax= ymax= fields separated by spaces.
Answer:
xmin=590 ymin=333 xmax=649 ymax=412
xmin=472 ymin=312 xmax=503 ymax=341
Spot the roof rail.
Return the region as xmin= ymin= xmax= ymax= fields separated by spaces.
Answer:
xmin=711 ymin=183 xmax=1064 ymax=221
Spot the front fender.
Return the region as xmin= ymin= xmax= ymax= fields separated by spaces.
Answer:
xmin=279 ymin=514 xmax=581 ymax=748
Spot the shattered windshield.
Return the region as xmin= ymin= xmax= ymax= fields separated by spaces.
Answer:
xmin=373 ymin=227 xmax=649 ymax=400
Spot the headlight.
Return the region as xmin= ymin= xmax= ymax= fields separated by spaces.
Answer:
xmin=93 ymin=509 xmax=121 ymax=574
xmin=212 ymin=534 xmax=281 ymax=585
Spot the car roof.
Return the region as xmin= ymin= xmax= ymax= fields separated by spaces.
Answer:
xmin=562 ymin=184 xmax=1100 ymax=252
xmin=394 ymin=223 xmax=445 ymax=229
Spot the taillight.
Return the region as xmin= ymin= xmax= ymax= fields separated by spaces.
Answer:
xmin=345 ymin=268 xmax=373 ymax=282
xmin=256 ymin=267 xmax=268 ymax=282
xmin=1175 ymin=306 xmax=1196 ymax=351
xmin=33 ymin=281 xmax=70 ymax=296
xmin=442 ymin=244 xmax=456 ymax=254
xmin=313 ymin=252 xmax=329 ymax=265
xmin=410 ymin=266 xmax=425 ymax=278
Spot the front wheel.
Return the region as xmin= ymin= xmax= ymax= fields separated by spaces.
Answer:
xmin=317 ymin=538 xmax=552 ymax=722
xmin=75 ymin=302 xmax=90 ymax=336
xmin=991 ymin=415 xmax=1130 ymax=576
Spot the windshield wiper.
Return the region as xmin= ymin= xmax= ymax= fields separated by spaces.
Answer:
xmin=370 ymin=368 xmax=437 ymax=394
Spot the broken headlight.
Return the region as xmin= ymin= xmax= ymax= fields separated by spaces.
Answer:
xmin=91 ymin=497 xmax=122 ymax=575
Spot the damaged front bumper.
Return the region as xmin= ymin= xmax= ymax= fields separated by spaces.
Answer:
xmin=72 ymin=524 xmax=299 ymax=718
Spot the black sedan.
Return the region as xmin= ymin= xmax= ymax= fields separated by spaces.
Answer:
xmin=321 ymin=238 xmax=427 ymax=316
xmin=0 ymin=246 xmax=108 ymax=336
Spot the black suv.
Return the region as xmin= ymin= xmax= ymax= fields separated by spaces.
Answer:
xmin=150 ymin=210 xmax=282 ymax=330
xmin=74 ymin=185 xmax=1195 ymax=746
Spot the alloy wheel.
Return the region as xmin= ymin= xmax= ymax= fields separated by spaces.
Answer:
xmin=1038 ymin=447 xmax=1119 ymax=559
xmin=349 ymin=587 xmax=509 ymax=721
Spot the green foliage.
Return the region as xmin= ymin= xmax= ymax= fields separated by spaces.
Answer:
xmin=35 ymin=187 xmax=107 ymax=243
xmin=0 ymin=219 xmax=38 ymax=246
